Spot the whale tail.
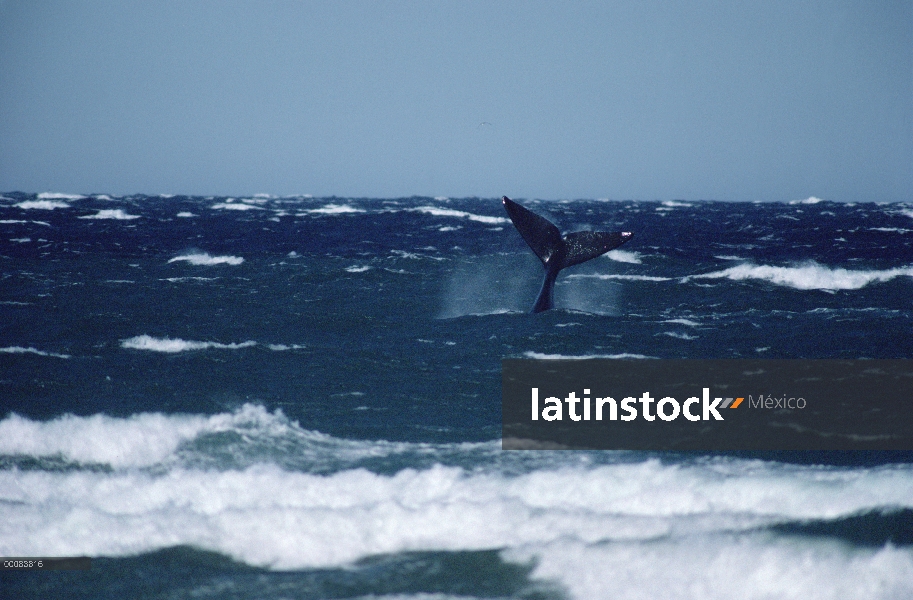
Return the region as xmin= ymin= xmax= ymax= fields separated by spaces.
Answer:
xmin=502 ymin=196 xmax=632 ymax=313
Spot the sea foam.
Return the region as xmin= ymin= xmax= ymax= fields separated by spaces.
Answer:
xmin=78 ymin=209 xmax=140 ymax=220
xmin=121 ymin=335 xmax=256 ymax=353
xmin=693 ymin=262 xmax=913 ymax=290
xmin=0 ymin=346 xmax=71 ymax=359
xmin=15 ymin=200 xmax=70 ymax=210
xmin=168 ymin=253 xmax=244 ymax=266
xmin=413 ymin=206 xmax=509 ymax=224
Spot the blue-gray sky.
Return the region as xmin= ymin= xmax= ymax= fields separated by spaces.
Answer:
xmin=1 ymin=1 xmax=910 ymax=201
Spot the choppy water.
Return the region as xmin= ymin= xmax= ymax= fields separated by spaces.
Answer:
xmin=2 ymin=192 xmax=912 ymax=599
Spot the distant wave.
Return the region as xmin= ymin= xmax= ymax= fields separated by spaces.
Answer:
xmin=79 ymin=209 xmax=140 ymax=220
xmin=301 ymin=204 xmax=364 ymax=214
xmin=211 ymin=202 xmax=262 ymax=211
xmin=168 ymin=252 xmax=244 ymax=266
xmin=14 ymin=200 xmax=70 ymax=210
xmin=37 ymin=192 xmax=84 ymax=200
xmin=412 ymin=206 xmax=509 ymax=224
xmin=790 ymin=196 xmax=824 ymax=204
xmin=121 ymin=335 xmax=256 ymax=353
xmin=0 ymin=346 xmax=71 ymax=359
xmin=692 ymin=262 xmax=913 ymax=290
xmin=524 ymin=351 xmax=654 ymax=360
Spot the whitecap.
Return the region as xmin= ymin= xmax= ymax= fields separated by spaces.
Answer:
xmin=121 ymin=335 xmax=256 ymax=353
xmin=15 ymin=200 xmax=70 ymax=210
xmin=567 ymin=274 xmax=672 ymax=282
xmin=789 ymin=196 xmax=824 ymax=204
xmin=168 ymin=253 xmax=244 ymax=266
xmin=692 ymin=262 xmax=913 ymax=291
xmin=211 ymin=202 xmax=263 ymax=211
xmin=412 ymin=206 xmax=509 ymax=224
xmin=37 ymin=192 xmax=84 ymax=200
xmin=0 ymin=346 xmax=71 ymax=359
xmin=345 ymin=265 xmax=372 ymax=273
xmin=78 ymin=209 xmax=140 ymax=220
xmin=176 ymin=212 xmax=197 ymax=218
xmin=523 ymin=351 xmax=655 ymax=360
xmin=301 ymin=204 xmax=363 ymax=214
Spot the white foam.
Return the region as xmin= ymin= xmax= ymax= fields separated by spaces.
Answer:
xmin=0 ymin=346 xmax=70 ymax=359
xmin=662 ymin=319 xmax=701 ymax=327
xmin=413 ymin=206 xmax=509 ymax=224
xmin=15 ymin=200 xmax=70 ymax=210
xmin=266 ymin=344 xmax=306 ymax=351
xmin=121 ymin=335 xmax=256 ymax=353
xmin=78 ymin=209 xmax=140 ymax=220
xmin=10 ymin=237 xmax=30 ymax=243
xmin=604 ymin=249 xmax=642 ymax=264
xmin=512 ymin=536 xmax=913 ymax=600
xmin=524 ymin=351 xmax=654 ymax=360
xmin=660 ymin=331 xmax=698 ymax=340
xmin=1 ymin=407 xmax=913 ymax=599
xmin=93 ymin=194 xmax=113 ymax=201
xmin=661 ymin=200 xmax=692 ymax=207
xmin=345 ymin=265 xmax=372 ymax=273
xmin=790 ymin=196 xmax=824 ymax=204
xmin=168 ymin=253 xmax=244 ymax=266
xmin=0 ymin=219 xmax=52 ymax=227
xmin=211 ymin=202 xmax=262 ymax=211
xmin=567 ymin=274 xmax=672 ymax=282
xmin=692 ymin=262 xmax=913 ymax=291
xmin=0 ymin=446 xmax=910 ymax=582
xmin=176 ymin=212 xmax=196 ymax=218
xmin=37 ymin=192 xmax=84 ymax=200
xmin=302 ymin=204 xmax=364 ymax=214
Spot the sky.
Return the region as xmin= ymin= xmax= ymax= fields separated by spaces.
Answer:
xmin=0 ymin=1 xmax=910 ymax=201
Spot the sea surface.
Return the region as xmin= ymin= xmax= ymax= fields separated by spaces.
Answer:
xmin=1 ymin=192 xmax=912 ymax=599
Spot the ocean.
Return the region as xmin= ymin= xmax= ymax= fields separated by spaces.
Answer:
xmin=1 ymin=192 xmax=912 ymax=599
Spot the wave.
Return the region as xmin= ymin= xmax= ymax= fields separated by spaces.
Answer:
xmin=790 ymin=196 xmax=825 ymax=204
xmin=567 ymin=273 xmax=672 ymax=282
xmin=121 ymin=335 xmax=256 ymax=353
xmin=524 ymin=351 xmax=654 ymax=360
xmin=78 ymin=209 xmax=140 ymax=220
xmin=1 ymin=406 xmax=912 ymax=597
xmin=37 ymin=192 xmax=84 ymax=200
xmin=168 ymin=252 xmax=244 ymax=266
xmin=210 ymin=202 xmax=263 ymax=211
xmin=300 ymin=204 xmax=364 ymax=214
xmin=0 ymin=346 xmax=71 ymax=359
xmin=14 ymin=200 xmax=70 ymax=210
xmin=412 ymin=206 xmax=509 ymax=225
xmin=692 ymin=262 xmax=913 ymax=290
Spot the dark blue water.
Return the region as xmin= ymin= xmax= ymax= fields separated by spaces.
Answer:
xmin=2 ymin=192 xmax=912 ymax=599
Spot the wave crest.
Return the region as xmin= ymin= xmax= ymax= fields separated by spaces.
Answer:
xmin=694 ymin=262 xmax=913 ymax=290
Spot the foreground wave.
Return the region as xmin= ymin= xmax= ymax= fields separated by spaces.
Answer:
xmin=1 ymin=406 xmax=912 ymax=599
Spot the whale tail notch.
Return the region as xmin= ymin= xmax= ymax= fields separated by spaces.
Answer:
xmin=502 ymin=196 xmax=632 ymax=313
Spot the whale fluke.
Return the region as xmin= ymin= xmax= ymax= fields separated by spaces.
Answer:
xmin=502 ymin=196 xmax=632 ymax=313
